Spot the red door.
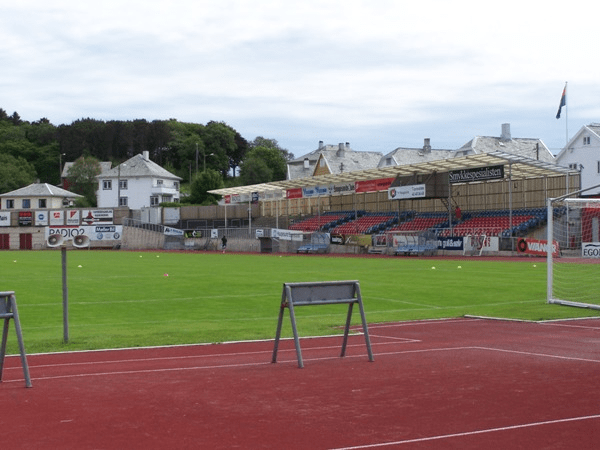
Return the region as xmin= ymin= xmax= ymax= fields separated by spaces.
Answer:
xmin=19 ymin=233 xmax=32 ymax=250
xmin=0 ymin=234 xmax=9 ymax=249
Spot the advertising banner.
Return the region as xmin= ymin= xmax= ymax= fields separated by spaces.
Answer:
xmin=449 ymin=165 xmax=504 ymax=184
xmin=164 ymin=226 xmax=184 ymax=236
xmin=272 ymin=229 xmax=303 ymax=241
xmin=302 ymin=185 xmax=329 ymax=198
xmin=286 ymin=188 xmax=303 ymax=199
xmin=388 ymin=184 xmax=426 ymax=200
xmin=66 ymin=210 xmax=80 ymax=225
xmin=0 ymin=211 xmax=10 ymax=227
xmin=355 ymin=178 xmax=394 ymax=193
xmin=47 ymin=225 xmax=123 ymax=241
xmin=517 ymin=238 xmax=560 ymax=257
xmin=35 ymin=211 xmax=48 ymax=226
xmin=82 ymin=209 xmax=114 ymax=225
xmin=330 ymin=182 xmax=355 ymax=195
xmin=582 ymin=242 xmax=600 ymax=258
xmin=18 ymin=211 xmax=32 ymax=226
xmin=436 ymin=236 xmax=464 ymax=251
xmin=50 ymin=210 xmax=64 ymax=225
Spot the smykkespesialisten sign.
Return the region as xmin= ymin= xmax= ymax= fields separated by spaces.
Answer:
xmin=449 ymin=165 xmax=504 ymax=184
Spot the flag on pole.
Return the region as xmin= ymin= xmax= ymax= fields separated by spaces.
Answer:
xmin=556 ymin=85 xmax=566 ymax=119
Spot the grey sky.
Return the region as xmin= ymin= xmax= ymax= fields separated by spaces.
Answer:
xmin=2 ymin=0 xmax=597 ymax=157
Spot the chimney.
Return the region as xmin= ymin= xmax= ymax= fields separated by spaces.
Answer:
xmin=337 ymin=143 xmax=345 ymax=157
xmin=143 ymin=150 xmax=150 ymax=160
xmin=423 ymin=138 xmax=431 ymax=153
xmin=318 ymin=140 xmax=324 ymax=149
xmin=303 ymin=158 xmax=310 ymax=170
xmin=345 ymin=142 xmax=350 ymax=149
xmin=501 ymin=123 xmax=511 ymax=141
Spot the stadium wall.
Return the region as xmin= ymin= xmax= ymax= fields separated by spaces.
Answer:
xmin=259 ymin=175 xmax=578 ymax=217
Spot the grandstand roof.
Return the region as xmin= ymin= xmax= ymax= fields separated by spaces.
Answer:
xmin=209 ymin=151 xmax=578 ymax=197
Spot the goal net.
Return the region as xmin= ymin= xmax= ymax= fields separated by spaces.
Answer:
xmin=547 ymin=197 xmax=600 ymax=309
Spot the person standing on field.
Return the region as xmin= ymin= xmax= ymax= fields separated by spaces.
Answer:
xmin=221 ymin=235 xmax=227 ymax=253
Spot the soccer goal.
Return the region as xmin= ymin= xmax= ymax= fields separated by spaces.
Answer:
xmin=547 ymin=196 xmax=600 ymax=310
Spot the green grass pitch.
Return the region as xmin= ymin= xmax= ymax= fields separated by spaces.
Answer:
xmin=2 ymin=250 xmax=599 ymax=354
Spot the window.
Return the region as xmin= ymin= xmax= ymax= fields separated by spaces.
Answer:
xmin=119 ymin=179 xmax=128 ymax=190
xmin=174 ymin=181 xmax=179 ymax=190
xmin=38 ymin=199 xmax=47 ymax=208
xmin=583 ymin=136 xmax=591 ymax=145
xmin=568 ymin=163 xmax=579 ymax=170
xmin=150 ymin=196 xmax=159 ymax=206
xmin=597 ymin=161 xmax=600 ymax=174
xmin=119 ymin=197 xmax=128 ymax=207
xmin=156 ymin=179 xmax=163 ymax=185
xmin=103 ymin=180 xmax=112 ymax=190
xmin=6 ymin=199 xmax=14 ymax=209
xmin=22 ymin=199 xmax=31 ymax=209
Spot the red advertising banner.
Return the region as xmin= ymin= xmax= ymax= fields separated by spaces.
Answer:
xmin=355 ymin=178 xmax=395 ymax=193
xmin=517 ymin=238 xmax=560 ymax=257
xmin=286 ymin=188 xmax=303 ymax=199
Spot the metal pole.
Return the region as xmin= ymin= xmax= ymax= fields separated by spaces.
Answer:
xmin=117 ymin=164 xmax=121 ymax=208
xmin=61 ymin=247 xmax=69 ymax=343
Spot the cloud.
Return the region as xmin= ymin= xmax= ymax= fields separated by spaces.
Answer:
xmin=1 ymin=1 xmax=598 ymax=157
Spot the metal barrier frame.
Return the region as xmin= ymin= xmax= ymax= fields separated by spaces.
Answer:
xmin=272 ymin=280 xmax=374 ymax=368
xmin=0 ymin=291 xmax=32 ymax=388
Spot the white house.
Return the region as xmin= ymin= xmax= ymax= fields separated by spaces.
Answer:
xmin=96 ymin=151 xmax=182 ymax=209
xmin=0 ymin=183 xmax=82 ymax=210
xmin=555 ymin=123 xmax=600 ymax=196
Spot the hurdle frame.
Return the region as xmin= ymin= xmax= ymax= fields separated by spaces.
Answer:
xmin=0 ymin=291 xmax=32 ymax=388
xmin=272 ymin=280 xmax=374 ymax=368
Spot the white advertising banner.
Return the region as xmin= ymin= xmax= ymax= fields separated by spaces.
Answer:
xmin=46 ymin=225 xmax=123 ymax=241
xmin=582 ymin=242 xmax=600 ymax=258
xmin=388 ymin=184 xmax=426 ymax=200
xmin=66 ymin=209 xmax=80 ymax=225
xmin=49 ymin=210 xmax=64 ymax=225
xmin=35 ymin=211 xmax=48 ymax=226
xmin=0 ymin=211 xmax=10 ymax=227
xmin=164 ymin=226 xmax=184 ymax=236
xmin=82 ymin=209 xmax=114 ymax=224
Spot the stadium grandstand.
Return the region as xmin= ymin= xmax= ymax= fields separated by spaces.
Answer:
xmin=206 ymin=150 xmax=578 ymax=255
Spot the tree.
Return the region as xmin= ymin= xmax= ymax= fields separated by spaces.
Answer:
xmin=239 ymin=145 xmax=287 ymax=184
xmin=66 ymin=155 xmax=102 ymax=206
xmin=250 ymin=136 xmax=294 ymax=161
xmin=0 ymin=154 xmax=36 ymax=194
xmin=187 ymin=169 xmax=224 ymax=205
xmin=239 ymin=155 xmax=273 ymax=185
xmin=203 ymin=121 xmax=236 ymax=178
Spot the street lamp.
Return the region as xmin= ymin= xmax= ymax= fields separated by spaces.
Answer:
xmin=204 ymin=152 xmax=214 ymax=172
xmin=59 ymin=153 xmax=66 ymax=187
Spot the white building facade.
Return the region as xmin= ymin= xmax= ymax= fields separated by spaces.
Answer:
xmin=555 ymin=124 xmax=600 ymax=196
xmin=96 ymin=151 xmax=182 ymax=209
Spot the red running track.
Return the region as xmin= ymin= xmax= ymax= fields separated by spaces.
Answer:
xmin=1 ymin=317 xmax=600 ymax=449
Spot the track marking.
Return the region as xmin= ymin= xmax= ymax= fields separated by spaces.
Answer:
xmin=329 ymin=414 xmax=600 ymax=449
xmin=2 ymin=338 xmax=414 ymax=372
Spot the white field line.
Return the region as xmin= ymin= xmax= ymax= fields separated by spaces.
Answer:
xmin=329 ymin=414 xmax=600 ymax=449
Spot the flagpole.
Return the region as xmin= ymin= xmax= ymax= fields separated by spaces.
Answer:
xmin=565 ymin=81 xmax=568 ymax=146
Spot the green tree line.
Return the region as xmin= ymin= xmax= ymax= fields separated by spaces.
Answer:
xmin=0 ymin=108 xmax=294 ymax=203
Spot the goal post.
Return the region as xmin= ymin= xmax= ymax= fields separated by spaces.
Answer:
xmin=547 ymin=195 xmax=600 ymax=310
